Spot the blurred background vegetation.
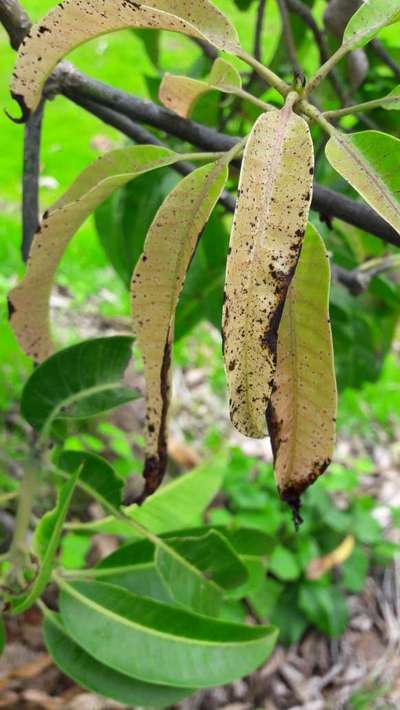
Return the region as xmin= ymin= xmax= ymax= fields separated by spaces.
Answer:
xmin=1 ymin=0 xmax=400 ymax=706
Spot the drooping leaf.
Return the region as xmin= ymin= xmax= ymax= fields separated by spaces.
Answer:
xmin=20 ymin=337 xmax=137 ymax=436
xmin=65 ymin=454 xmax=227 ymax=536
xmin=8 ymin=146 xmax=183 ymax=361
xmin=11 ymin=0 xmax=240 ymax=116
xmin=131 ymin=161 xmax=228 ymax=497
xmin=267 ymin=224 xmax=337 ymax=514
xmin=11 ymin=467 xmax=81 ymax=614
xmin=342 ymin=0 xmax=400 ymax=50
xmin=159 ymin=58 xmax=241 ymax=118
xmin=59 ymin=580 xmax=277 ymax=688
xmin=57 ymin=451 xmax=124 ymax=510
xmin=223 ymin=106 xmax=314 ymax=438
xmin=94 ymin=169 xmax=180 ymax=288
xmin=43 ymin=612 xmax=194 ymax=708
xmin=325 ymin=130 xmax=400 ymax=234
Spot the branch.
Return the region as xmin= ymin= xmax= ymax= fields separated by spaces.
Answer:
xmin=253 ymin=0 xmax=267 ymax=62
xmin=0 ymin=0 xmax=31 ymax=50
xmin=370 ymin=39 xmax=400 ymax=82
xmin=55 ymin=66 xmax=400 ymax=248
xmin=22 ymin=100 xmax=44 ymax=261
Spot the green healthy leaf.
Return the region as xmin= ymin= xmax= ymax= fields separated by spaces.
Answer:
xmin=11 ymin=0 xmax=240 ymax=115
xmin=20 ymin=337 xmax=137 ymax=436
xmin=223 ymin=105 xmax=314 ymax=438
xmin=59 ymin=580 xmax=277 ymax=688
xmin=267 ymin=545 xmax=301 ymax=582
xmin=377 ymin=85 xmax=400 ymax=111
xmin=131 ymin=161 xmax=228 ymax=496
xmin=299 ymin=583 xmax=348 ymax=638
xmin=154 ymin=542 xmax=222 ymax=616
xmin=8 ymin=146 xmax=182 ymax=361
xmin=95 ymin=170 xmax=179 ymax=288
xmin=267 ymin=224 xmax=337 ymax=508
xmin=57 ymin=451 xmax=124 ymax=510
xmin=343 ymin=0 xmax=400 ymax=50
xmin=65 ymin=455 xmax=227 ymax=536
xmin=11 ymin=468 xmax=81 ymax=615
xmin=43 ymin=612 xmax=194 ymax=708
xmin=341 ymin=548 xmax=369 ymax=593
xmin=159 ymin=58 xmax=242 ymax=117
xmin=325 ymin=130 xmax=400 ymax=235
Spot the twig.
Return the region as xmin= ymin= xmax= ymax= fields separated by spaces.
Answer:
xmin=254 ymin=0 xmax=267 ymax=62
xmin=0 ymin=0 xmax=31 ymax=50
xmin=277 ymin=0 xmax=302 ymax=78
xmin=22 ymin=100 xmax=44 ymax=261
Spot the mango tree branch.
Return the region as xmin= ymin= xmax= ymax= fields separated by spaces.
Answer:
xmin=323 ymin=95 xmax=397 ymax=119
xmin=0 ymin=0 xmax=31 ymax=50
xmin=277 ymin=0 xmax=302 ymax=77
xmin=253 ymin=0 xmax=267 ymax=62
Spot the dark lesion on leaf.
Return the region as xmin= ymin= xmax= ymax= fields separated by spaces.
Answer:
xmin=7 ymin=297 xmax=16 ymax=320
xmin=6 ymin=92 xmax=31 ymax=124
xmin=137 ymin=335 xmax=171 ymax=504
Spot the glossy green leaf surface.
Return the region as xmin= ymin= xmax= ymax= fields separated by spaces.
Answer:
xmin=43 ymin=612 xmax=194 ymax=707
xmin=57 ymin=451 xmax=124 ymax=511
xmin=343 ymin=0 xmax=400 ymax=50
xmin=11 ymin=468 xmax=81 ymax=615
xmin=326 ymin=130 xmax=400 ymax=234
xmin=20 ymin=337 xmax=137 ymax=436
xmin=9 ymin=146 xmax=180 ymax=361
xmin=59 ymin=580 xmax=277 ymax=688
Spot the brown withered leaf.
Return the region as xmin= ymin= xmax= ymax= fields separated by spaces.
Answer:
xmin=268 ymin=224 xmax=337 ymax=522
xmin=131 ymin=160 xmax=228 ymax=498
xmin=223 ymin=103 xmax=314 ymax=439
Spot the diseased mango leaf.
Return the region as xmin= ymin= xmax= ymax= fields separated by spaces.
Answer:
xmin=223 ymin=105 xmax=314 ymax=439
xmin=21 ymin=337 xmax=137 ymax=436
xmin=43 ymin=612 xmax=194 ymax=708
xmin=325 ymin=130 xmax=400 ymax=235
xmin=131 ymin=161 xmax=228 ymax=498
xmin=11 ymin=0 xmax=240 ymax=116
xmin=343 ymin=0 xmax=400 ymax=51
xmin=59 ymin=580 xmax=277 ymax=688
xmin=267 ymin=224 xmax=337 ymax=521
xmin=8 ymin=146 xmax=183 ymax=362
xmin=159 ymin=58 xmax=241 ymax=118
xmin=11 ymin=467 xmax=81 ymax=615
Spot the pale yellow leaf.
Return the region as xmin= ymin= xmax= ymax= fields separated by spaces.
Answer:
xmin=8 ymin=146 xmax=181 ymax=362
xmin=131 ymin=160 xmax=228 ymax=496
xmin=11 ymin=0 xmax=240 ymax=116
xmin=159 ymin=58 xmax=241 ymax=118
xmin=223 ymin=105 xmax=314 ymax=438
xmin=267 ymin=224 xmax=337 ymax=514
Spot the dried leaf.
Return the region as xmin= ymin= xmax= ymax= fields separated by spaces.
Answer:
xmin=11 ymin=0 xmax=240 ymax=116
xmin=223 ymin=106 xmax=314 ymax=438
xmin=131 ymin=160 xmax=228 ymax=497
xmin=159 ymin=58 xmax=241 ymax=118
xmin=8 ymin=146 xmax=182 ymax=362
xmin=325 ymin=130 xmax=400 ymax=234
xmin=267 ymin=224 xmax=337 ymax=518
xmin=307 ymin=535 xmax=355 ymax=579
